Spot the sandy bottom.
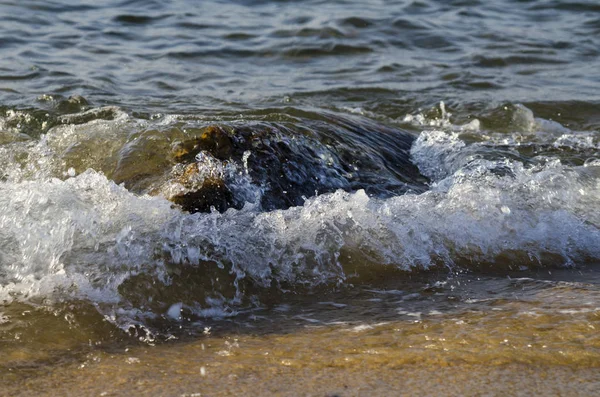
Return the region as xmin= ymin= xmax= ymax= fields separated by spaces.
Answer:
xmin=3 ymin=344 xmax=600 ymax=397
xmin=4 ymin=313 xmax=600 ymax=397
xmin=4 ymin=269 xmax=600 ymax=396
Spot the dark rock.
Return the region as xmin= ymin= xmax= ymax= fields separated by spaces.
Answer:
xmin=161 ymin=114 xmax=428 ymax=214
xmin=170 ymin=177 xmax=236 ymax=213
xmin=172 ymin=125 xmax=233 ymax=162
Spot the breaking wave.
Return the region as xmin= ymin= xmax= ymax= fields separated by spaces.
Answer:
xmin=0 ymin=104 xmax=599 ymax=334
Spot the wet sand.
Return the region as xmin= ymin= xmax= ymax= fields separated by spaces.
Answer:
xmin=4 ymin=294 xmax=600 ymax=396
xmin=5 ymin=356 xmax=600 ymax=396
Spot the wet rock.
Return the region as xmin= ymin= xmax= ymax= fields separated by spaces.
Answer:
xmin=172 ymin=125 xmax=233 ymax=162
xmin=167 ymin=161 xmax=237 ymax=213
xmin=170 ymin=177 xmax=235 ymax=213
xmin=162 ymin=115 xmax=427 ymax=214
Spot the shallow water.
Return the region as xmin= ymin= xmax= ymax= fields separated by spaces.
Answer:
xmin=1 ymin=0 xmax=600 ymax=395
xmin=4 ymin=268 xmax=600 ymax=395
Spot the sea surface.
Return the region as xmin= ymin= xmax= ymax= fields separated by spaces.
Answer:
xmin=1 ymin=0 xmax=600 ymax=395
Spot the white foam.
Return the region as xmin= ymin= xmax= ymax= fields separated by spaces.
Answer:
xmin=2 ymin=157 xmax=598 ymax=304
xmin=0 ymin=170 xmax=174 ymax=306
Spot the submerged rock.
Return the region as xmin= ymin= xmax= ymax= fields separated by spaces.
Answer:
xmin=161 ymin=114 xmax=427 ymax=214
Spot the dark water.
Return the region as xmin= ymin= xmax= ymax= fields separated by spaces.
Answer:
xmin=1 ymin=0 xmax=600 ymax=394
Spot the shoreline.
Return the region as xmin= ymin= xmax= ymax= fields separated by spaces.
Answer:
xmin=4 ymin=294 xmax=600 ymax=396
xmin=4 ymin=338 xmax=600 ymax=396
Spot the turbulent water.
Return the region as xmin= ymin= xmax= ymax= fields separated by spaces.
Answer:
xmin=1 ymin=0 xmax=600 ymax=393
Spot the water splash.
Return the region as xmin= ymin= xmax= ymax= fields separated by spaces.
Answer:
xmin=0 ymin=105 xmax=599 ymax=333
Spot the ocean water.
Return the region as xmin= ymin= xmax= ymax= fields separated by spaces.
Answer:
xmin=1 ymin=0 xmax=600 ymax=394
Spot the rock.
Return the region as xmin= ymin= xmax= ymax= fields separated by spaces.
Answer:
xmin=172 ymin=125 xmax=233 ymax=162
xmin=170 ymin=176 xmax=235 ymax=213
xmin=161 ymin=116 xmax=427 ymax=214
